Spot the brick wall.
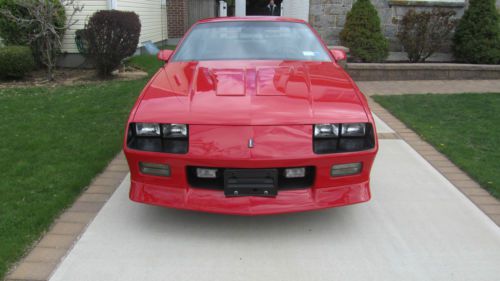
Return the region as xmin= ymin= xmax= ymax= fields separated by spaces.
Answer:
xmin=309 ymin=0 xmax=471 ymax=52
xmin=167 ymin=0 xmax=188 ymax=38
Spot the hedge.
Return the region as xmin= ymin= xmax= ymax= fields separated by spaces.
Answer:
xmin=0 ymin=45 xmax=35 ymax=79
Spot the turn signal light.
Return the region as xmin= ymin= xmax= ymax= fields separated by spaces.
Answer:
xmin=139 ymin=162 xmax=171 ymax=177
xmin=331 ymin=163 xmax=362 ymax=177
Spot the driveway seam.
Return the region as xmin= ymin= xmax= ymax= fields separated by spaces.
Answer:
xmin=368 ymin=97 xmax=500 ymax=227
xmin=5 ymin=152 xmax=129 ymax=281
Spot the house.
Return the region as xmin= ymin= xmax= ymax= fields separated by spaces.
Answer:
xmin=167 ymin=0 xmax=310 ymax=40
xmin=59 ymin=0 xmax=168 ymax=67
xmin=168 ymin=0 xmax=500 ymax=58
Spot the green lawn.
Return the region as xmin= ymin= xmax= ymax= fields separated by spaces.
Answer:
xmin=373 ymin=93 xmax=500 ymax=199
xmin=0 ymin=55 xmax=162 ymax=279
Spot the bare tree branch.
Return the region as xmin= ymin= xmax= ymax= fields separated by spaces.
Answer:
xmin=0 ymin=0 xmax=84 ymax=81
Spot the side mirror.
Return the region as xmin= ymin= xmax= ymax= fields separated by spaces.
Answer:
xmin=330 ymin=49 xmax=347 ymax=62
xmin=157 ymin=50 xmax=174 ymax=62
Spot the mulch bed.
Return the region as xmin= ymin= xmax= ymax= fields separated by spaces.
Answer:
xmin=0 ymin=66 xmax=148 ymax=89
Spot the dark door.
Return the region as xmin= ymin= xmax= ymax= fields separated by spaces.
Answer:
xmin=246 ymin=0 xmax=282 ymax=16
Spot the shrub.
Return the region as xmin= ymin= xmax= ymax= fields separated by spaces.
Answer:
xmin=453 ymin=0 xmax=500 ymax=64
xmin=0 ymin=0 xmax=77 ymax=80
xmin=396 ymin=9 xmax=457 ymax=63
xmin=0 ymin=45 xmax=35 ymax=78
xmin=0 ymin=0 xmax=66 ymax=46
xmin=340 ymin=0 xmax=388 ymax=62
xmin=0 ymin=0 xmax=30 ymax=46
xmin=85 ymin=10 xmax=141 ymax=78
xmin=75 ymin=29 xmax=89 ymax=55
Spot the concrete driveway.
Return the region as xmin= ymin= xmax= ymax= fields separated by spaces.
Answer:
xmin=48 ymin=119 xmax=500 ymax=281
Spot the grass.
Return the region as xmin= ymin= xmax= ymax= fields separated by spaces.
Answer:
xmin=0 ymin=55 xmax=161 ymax=279
xmin=126 ymin=54 xmax=164 ymax=76
xmin=373 ymin=93 xmax=500 ymax=199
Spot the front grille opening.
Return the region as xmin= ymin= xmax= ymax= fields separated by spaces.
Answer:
xmin=187 ymin=166 xmax=315 ymax=190
xmin=187 ymin=167 xmax=224 ymax=189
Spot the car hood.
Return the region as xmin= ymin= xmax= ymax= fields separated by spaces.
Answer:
xmin=133 ymin=60 xmax=368 ymax=125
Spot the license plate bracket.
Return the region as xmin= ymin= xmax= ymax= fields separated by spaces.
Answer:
xmin=224 ymin=169 xmax=278 ymax=197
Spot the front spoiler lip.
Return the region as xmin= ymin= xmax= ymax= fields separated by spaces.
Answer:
xmin=129 ymin=180 xmax=371 ymax=216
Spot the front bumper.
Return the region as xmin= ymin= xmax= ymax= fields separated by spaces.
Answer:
xmin=124 ymin=146 xmax=376 ymax=215
xmin=130 ymin=179 xmax=370 ymax=215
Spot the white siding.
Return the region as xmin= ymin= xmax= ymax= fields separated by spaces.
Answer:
xmin=62 ymin=0 xmax=167 ymax=54
xmin=62 ymin=0 xmax=107 ymax=53
xmin=116 ymin=0 xmax=167 ymax=47
xmin=282 ymin=0 xmax=309 ymax=21
xmin=235 ymin=0 xmax=245 ymax=16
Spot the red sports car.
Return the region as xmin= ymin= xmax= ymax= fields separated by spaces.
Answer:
xmin=124 ymin=17 xmax=378 ymax=215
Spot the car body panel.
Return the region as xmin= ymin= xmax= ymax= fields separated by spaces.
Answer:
xmin=124 ymin=17 xmax=378 ymax=215
xmin=133 ymin=60 xmax=369 ymax=126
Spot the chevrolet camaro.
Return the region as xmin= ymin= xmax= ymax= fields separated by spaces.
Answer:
xmin=124 ymin=17 xmax=378 ymax=215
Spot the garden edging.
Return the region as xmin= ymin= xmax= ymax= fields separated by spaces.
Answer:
xmin=346 ymin=63 xmax=500 ymax=81
xmin=5 ymin=153 xmax=129 ymax=281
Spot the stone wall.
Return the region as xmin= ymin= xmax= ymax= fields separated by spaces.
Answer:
xmin=309 ymin=0 xmax=479 ymax=52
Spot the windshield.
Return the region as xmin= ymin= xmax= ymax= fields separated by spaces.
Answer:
xmin=172 ymin=21 xmax=332 ymax=62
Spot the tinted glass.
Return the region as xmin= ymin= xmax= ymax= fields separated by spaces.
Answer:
xmin=172 ymin=21 xmax=332 ymax=62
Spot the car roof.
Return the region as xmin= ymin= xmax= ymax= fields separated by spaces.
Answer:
xmin=196 ymin=16 xmax=307 ymax=24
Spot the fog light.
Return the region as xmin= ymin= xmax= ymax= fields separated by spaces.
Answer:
xmin=197 ymin=168 xmax=218 ymax=178
xmin=284 ymin=167 xmax=306 ymax=178
xmin=139 ymin=162 xmax=170 ymax=177
xmin=331 ymin=163 xmax=362 ymax=177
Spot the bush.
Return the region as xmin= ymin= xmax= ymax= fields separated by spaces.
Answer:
xmin=0 ymin=0 xmax=30 ymax=46
xmin=0 ymin=45 xmax=35 ymax=78
xmin=340 ymin=0 xmax=388 ymax=62
xmin=85 ymin=10 xmax=141 ymax=78
xmin=0 ymin=0 xmax=66 ymax=47
xmin=396 ymin=9 xmax=456 ymax=63
xmin=75 ymin=29 xmax=89 ymax=55
xmin=453 ymin=0 xmax=500 ymax=64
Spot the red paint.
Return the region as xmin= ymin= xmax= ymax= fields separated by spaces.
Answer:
xmin=124 ymin=17 xmax=378 ymax=215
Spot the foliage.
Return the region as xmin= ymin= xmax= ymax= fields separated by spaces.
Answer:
xmin=74 ymin=29 xmax=89 ymax=54
xmin=0 ymin=0 xmax=82 ymax=80
xmin=85 ymin=10 xmax=141 ymax=78
xmin=0 ymin=54 xmax=160 ymax=280
xmin=453 ymin=0 xmax=500 ymax=64
xmin=0 ymin=0 xmax=31 ymax=45
xmin=374 ymin=93 xmax=500 ymax=199
xmin=0 ymin=45 xmax=35 ymax=78
xmin=340 ymin=0 xmax=388 ymax=62
xmin=396 ymin=9 xmax=457 ymax=62
xmin=0 ymin=0 xmax=67 ymax=61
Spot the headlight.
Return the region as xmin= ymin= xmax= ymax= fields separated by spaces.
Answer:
xmin=313 ymin=123 xmax=374 ymax=154
xmin=128 ymin=123 xmax=189 ymax=154
xmin=162 ymin=124 xmax=188 ymax=138
xmin=341 ymin=123 xmax=366 ymax=137
xmin=314 ymin=124 xmax=339 ymax=138
xmin=136 ymin=123 xmax=161 ymax=137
